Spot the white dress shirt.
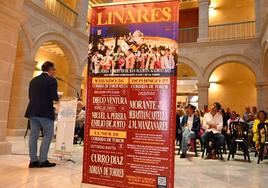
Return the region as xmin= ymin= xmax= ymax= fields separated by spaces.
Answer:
xmin=187 ymin=115 xmax=194 ymax=129
xmin=202 ymin=112 xmax=223 ymax=134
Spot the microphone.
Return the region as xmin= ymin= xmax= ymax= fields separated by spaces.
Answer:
xmin=55 ymin=76 xmax=80 ymax=99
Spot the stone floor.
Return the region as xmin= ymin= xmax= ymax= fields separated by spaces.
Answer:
xmin=0 ymin=137 xmax=268 ymax=188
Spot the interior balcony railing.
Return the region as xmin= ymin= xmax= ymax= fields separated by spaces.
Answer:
xmin=179 ymin=0 xmax=196 ymax=2
xmin=209 ymin=21 xmax=256 ymax=41
xmin=44 ymin=0 xmax=78 ymax=27
xmin=179 ymin=27 xmax=199 ymax=43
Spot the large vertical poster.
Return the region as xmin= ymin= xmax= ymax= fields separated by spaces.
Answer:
xmin=83 ymin=1 xmax=179 ymax=187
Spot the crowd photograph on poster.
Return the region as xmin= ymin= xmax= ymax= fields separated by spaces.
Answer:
xmin=89 ymin=29 xmax=178 ymax=74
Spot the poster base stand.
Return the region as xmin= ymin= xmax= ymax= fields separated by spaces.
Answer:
xmin=58 ymin=155 xmax=76 ymax=164
xmin=52 ymin=152 xmax=76 ymax=164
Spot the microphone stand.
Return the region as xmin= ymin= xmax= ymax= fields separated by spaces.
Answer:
xmin=55 ymin=76 xmax=80 ymax=99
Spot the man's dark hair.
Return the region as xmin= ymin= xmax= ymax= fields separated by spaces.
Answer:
xmin=257 ymin=110 xmax=267 ymax=120
xmin=187 ymin=104 xmax=196 ymax=111
xmin=214 ymin=102 xmax=221 ymax=111
xmin=41 ymin=61 xmax=54 ymax=72
xmin=152 ymin=47 xmax=157 ymax=51
xmin=165 ymin=48 xmax=170 ymax=52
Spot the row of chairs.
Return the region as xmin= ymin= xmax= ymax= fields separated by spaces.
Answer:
xmin=178 ymin=122 xmax=268 ymax=164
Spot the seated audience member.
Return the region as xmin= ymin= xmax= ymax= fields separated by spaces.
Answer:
xmin=201 ymin=102 xmax=225 ymax=159
xmin=74 ymin=101 xmax=85 ymax=144
xmin=201 ymin=105 xmax=209 ymax=117
xmin=227 ymin=111 xmax=244 ymax=129
xmin=253 ymin=110 xmax=268 ymax=151
xmin=176 ymin=108 xmax=181 ymax=145
xmin=247 ymin=113 xmax=255 ymax=149
xmin=195 ymin=109 xmax=204 ymax=136
xmin=180 ymin=104 xmax=201 ymax=158
xmin=224 ymin=111 xmax=244 ymax=149
xmin=243 ymin=107 xmax=252 ymax=123
xmin=176 ymin=109 xmax=185 ymax=146
xmin=252 ymin=106 xmax=258 ymax=119
xmin=220 ymin=108 xmax=229 ymax=152
xmin=225 ymin=107 xmax=231 ymax=121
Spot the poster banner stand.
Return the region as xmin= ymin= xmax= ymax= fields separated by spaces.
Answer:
xmin=54 ymin=98 xmax=78 ymax=163
xmin=83 ymin=0 xmax=179 ymax=187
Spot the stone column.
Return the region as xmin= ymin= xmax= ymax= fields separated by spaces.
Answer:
xmin=255 ymin=0 xmax=261 ymax=36
xmin=67 ymin=74 xmax=84 ymax=99
xmin=197 ymin=82 xmax=210 ymax=111
xmin=76 ymin=0 xmax=89 ymax=33
xmin=260 ymin=0 xmax=268 ymax=29
xmin=256 ymin=81 xmax=268 ymax=111
xmin=7 ymin=59 xmax=36 ymax=136
xmin=197 ymin=0 xmax=209 ymax=42
xmin=0 ymin=0 xmax=26 ymax=154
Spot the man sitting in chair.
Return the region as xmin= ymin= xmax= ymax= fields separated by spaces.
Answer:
xmin=74 ymin=100 xmax=85 ymax=144
xmin=201 ymin=102 xmax=225 ymax=159
xmin=180 ymin=104 xmax=201 ymax=158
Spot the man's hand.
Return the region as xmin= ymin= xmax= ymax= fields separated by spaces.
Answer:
xmin=208 ymin=123 xmax=217 ymax=129
xmin=183 ymin=124 xmax=188 ymax=128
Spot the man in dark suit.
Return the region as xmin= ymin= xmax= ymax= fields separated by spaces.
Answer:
xmin=180 ymin=104 xmax=200 ymax=158
xmin=176 ymin=108 xmax=184 ymax=146
xmin=25 ymin=61 xmax=59 ymax=168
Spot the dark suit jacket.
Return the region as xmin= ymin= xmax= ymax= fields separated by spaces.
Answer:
xmin=25 ymin=73 xmax=59 ymax=120
xmin=181 ymin=114 xmax=201 ymax=134
xmin=176 ymin=113 xmax=181 ymax=140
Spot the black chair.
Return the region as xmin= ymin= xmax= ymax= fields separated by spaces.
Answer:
xmin=193 ymin=134 xmax=202 ymax=157
xmin=201 ymin=143 xmax=223 ymax=159
xmin=257 ymin=123 xmax=268 ymax=164
xmin=177 ymin=126 xmax=183 ymax=155
xmin=227 ymin=122 xmax=251 ymax=162
xmin=201 ymin=132 xmax=224 ymax=160
xmin=79 ymin=124 xmax=84 ymax=144
xmin=201 ymin=132 xmax=213 ymax=158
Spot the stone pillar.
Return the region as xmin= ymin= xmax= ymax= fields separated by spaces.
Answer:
xmin=256 ymin=81 xmax=268 ymax=111
xmin=197 ymin=0 xmax=209 ymax=42
xmin=7 ymin=59 xmax=36 ymax=136
xmin=76 ymin=0 xmax=89 ymax=33
xmin=67 ymin=74 xmax=84 ymax=99
xmin=255 ymin=0 xmax=261 ymax=36
xmin=0 ymin=1 xmax=26 ymax=154
xmin=197 ymin=82 xmax=210 ymax=111
xmin=260 ymin=0 xmax=268 ymax=29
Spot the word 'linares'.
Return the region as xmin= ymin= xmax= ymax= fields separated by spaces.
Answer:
xmin=97 ymin=7 xmax=172 ymax=25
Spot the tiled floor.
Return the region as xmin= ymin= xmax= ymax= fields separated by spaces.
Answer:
xmin=0 ymin=137 xmax=268 ymax=188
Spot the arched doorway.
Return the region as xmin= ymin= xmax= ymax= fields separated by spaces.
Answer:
xmin=208 ymin=62 xmax=256 ymax=115
xmin=7 ymin=35 xmax=79 ymax=136
xmin=177 ymin=63 xmax=198 ymax=108
xmin=34 ymin=41 xmax=71 ymax=97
